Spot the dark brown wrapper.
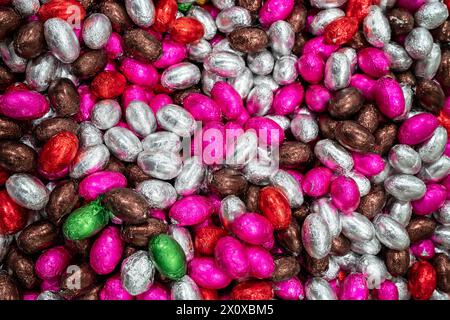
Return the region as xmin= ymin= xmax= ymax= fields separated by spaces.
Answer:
xmin=373 ymin=123 xmax=398 ymax=155
xmin=335 ymin=120 xmax=376 ymax=153
xmin=121 ymin=218 xmax=168 ymax=247
xmin=292 ymin=33 xmax=307 ymax=56
xmin=0 ymin=65 xmax=15 ymax=90
xmin=287 ymin=4 xmax=307 ymax=33
xmin=438 ymin=49 xmax=450 ymax=88
xmin=71 ymin=50 xmax=108 ymax=79
xmin=126 ymin=163 xmax=152 ymax=187
xmin=387 ymin=8 xmax=414 ymax=36
xmin=34 ymin=117 xmax=79 ymax=142
xmin=60 ymin=263 xmax=97 ymax=298
xmin=209 ymin=168 xmax=248 ymax=198
xmin=75 ymin=284 xmax=103 ymax=300
xmin=406 ymin=216 xmax=437 ymax=243
xmin=347 ymin=30 xmax=368 ymax=50
xmin=395 ymin=71 xmax=416 ymax=87
xmin=271 ymin=256 xmax=301 ymax=281
xmin=384 ymin=248 xmax=410 ymax=277
xmin=228 ymin=27 xmax=268 ymax=53
xmin=237 ymin=0 xmax=262 ymax=13
xmin=434 ymin=20 xmax=450 ymax=43
xmin=65 ymin=238 xmax=92 ymax=258
xmin=46 ymin=180 xmax=80 ymax=226
xmin=279 ymin=141 xmax=312 ymax=168
xmin=0 ymin=116 xmax=22 ymax=140
xmin=356 ymin=104 xmax=380 ymax=133
xmin=415 ymin=79 xmax=445 ymax=115
xmin=244 ymin=184 xmax=261 ymax=213
xmin=303 ymin=253 xmax=329 ymax=276
xmin=0 ymin=140 xmax=37 ymax=173
xmin=0 ymin=272 xmax=20 ymax=300
xmin=102 ymin=188 xmax=149 ymax=224
xmin=358 ymin=185 xmax=386 ymax=220
xmin=318 ymin=115 xmax=338 ymax=140
xmin=276 ymin=218 xmax=302 ymax=255
xmin=17 ymin=220 xmax=58 ymax=255
xmin=48 ymin=78 xmax=80 ymax=117
xmin=99 ymin=0 xmax=133 ymax=33
xmin=13 ymin=20 xmax=45 ymax=59
xmin=0 ymin=7 xmax=21 ymax=42
xmin=6 ymin=246 xmax=39 ymax=290
xmin=433 ymin=253 xmax=450 ymax=293
xmin=331 ymin=234 xmax=351 ymax=256
xmin=105 ymin=156 xmax=127 ymax=175
xmin=292 ymin=203 xmax=310 ymax=224
xmin=328 ymin=88 xmax=364 ymax=119
xmin=123 ymin=29 xmax=162 ymax=63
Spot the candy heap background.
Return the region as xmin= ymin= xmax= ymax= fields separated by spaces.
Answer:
xmin=0 ymin=0 xmax=450 ymax=300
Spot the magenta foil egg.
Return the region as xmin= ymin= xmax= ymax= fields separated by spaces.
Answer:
xmin=302 ymin=36 xmax=339 ymax=60
xmin=274 ymin=276 xmax=305 ymax=300
xmin=169 ymin=195 xmax=214 ymax=226
xmin=350 ymin=74 xmax=376 ymax=100
xmin=100 ymin=274 xmax=134 ymax=300
xmin=215 ymin=236 xmax=249 ymax=279
xmin=244 ymin=116 xmax=285 ymax=146
xmin=357 ymin=48 xmax=391 ymax=78
xmin=352 ymin=152 xmax=385 ymax=177
xmin=75 ymin=85 xmax=97 ymax=122
xmin=35 ymin=246 xmax=71 ymax=280
xmin=90 ymin=226 xmax=124 ymax=275
xmin=231 ymin=212 xmax=274 ymax=246
xmin=411 ymin=239 xmax=435 ymax=260
xmin=301 ymin=167 xmax=333 ymax=197
xmin=373 ymin=280 xmax=399 ymax=301
xmin=211 ymin=81 xmax=245 ymax=121
xmin=149 ymin=94 xmax=173 ymax=115
xmin=339 ymin=273 xmax=369 ymax=300
xmin=153 ymin=37 xmax=187 ymax=69
xmin=120 ymin=58 xmax=159 ymax=88
xmin=305 ymin=85 xmax=331 ymax=113
xmin=398 ymin=113 xmax=439 ymax=145
xmin=183 ymin=93 xmax=221 ymax=122
xmin=259 ymin=0 xmax=294 ymax=27
xmin=296 ymin=53 xmax=325 ymax=84
xmin=105 ymin=32 xmax=124 ymax=59
xmin=0 ymin=89 xmax=50 ymax=120
xmin=136 ymin=283 xmax=170 ymax=300
xmin=272 ymin=83 xmax=304 ymax=116
xmin=188 ymin=257 xmax=232 ymax=289
xmin=246 ymin=245 xmax=275 ymax=279
xmin=122 ymin=84 xmax=150 ymax=108
xmin=373 ymin=77 xmax=405 ymax=119
xmin=330 ymin=176 xmax=360 ymax=214
xmin=78 ymin=171 xmax=128 ymax=201
xmin=411 ymin=183 xmax=447 ymax=215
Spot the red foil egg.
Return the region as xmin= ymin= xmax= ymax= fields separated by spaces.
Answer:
xmin=199 ymin=287 xmax=219 ymax=300
xmin=408 ymin=261 xmax=437 ymax=300
xmin=194 ymin=226 xmax=228 ymax=256
xmin=38 ymin=131 xmax=79 ymax=176
xmin=0 ymin=189 xmax=29 ymax=235
xmin=346 ymin=0 xmax=372 ymax=23
xmin=231 ymin=280 xmax=274 ymax=300
xmin=38 ymin=0 xmax=86 ymax=23
xmin=446 ymin=0 xmax=450 ymax=11
xmin=91 ymin=71 xmax=127 ymax=99
xmin=169 ymin=17 xmax=205 ymax=44
xmin=324 ymin=16 xmax=359 ymax=45
xmin=154 ymin=0 xmax=178 ymax=33
xmin=438 ymin=110 xmax=450 ymax=135
xmin=259 ymin=186 xmax=292 ymax=230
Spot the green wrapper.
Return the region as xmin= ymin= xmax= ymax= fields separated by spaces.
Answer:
xmin=149 ymin=234 xmax=187 ymax=280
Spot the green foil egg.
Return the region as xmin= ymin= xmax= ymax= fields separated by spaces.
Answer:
xmin=177 ymin=2 xmax=193 ymax=13
xmin=149 ymin=234 xmax=186 ymax=280
xmin=62 ymin=199 xmax=110 ymax=240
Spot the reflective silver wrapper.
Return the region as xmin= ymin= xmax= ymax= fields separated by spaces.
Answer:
xmin=204 ymin=51 xmax=246 ymax=78
xmin=384 ymin=174 xmax=427 ymax=201
xmin=273 ymin=55 xmax=298 ymax=85
xmin=171 ymin=275 xmax=203 ymax=300
xmin=373 ymin=214 xmax=410 ymax=250
xmin=268 ymin=21 xmax=295 ymax=57
xmin=247 ymin=50 xmax=274 ymax=76
xmin=82 ymin=13 xmax=112 ymax=50
xmin=415 ymin=43 xmax=441 ymax=80
xmin=0 ymin=40 xmax=27 ymax=73
xmin=417 ymin=126 xmax=447 ymax=164
xmin=78 ymin=122 xmax=103 ymax=149
xmin=219 ymin=195 xmax=246 ymax=230
xmin=169 ymin=226 xmax=194 ymax=262
xmin=351 ymin=237 xmax=382 ymax=256
xmin=415 ymin=2 xmax=449 ymax=30
xmin=305 ymin=278 xmax=337 ymax=300
xmin=161 ymin=62 xmax=201 ymax=90
xmin=386 ymin=198 xmax=412 ymax=227
xmin=125 ymin=0 xmax=155 ymax=28
xmin=12 ymin=0 xmax=40 ymax=16
xmin=91 ymin=100 xmax=122 ymax=130
xmin=215 ymin=6 xmax=251 ymax=34
xmin=44 ymin=18 xmax=80 ymax=63
xmin=70 ymin=144 xmax=110 ymax=179
xmin=405 ymin=27 xmax=433 ymax=60
xmin=126 ymin=101 xmax=157 ymax=138
xmin=6 ymin=174 xmax=49 ymax=210
xmin=136 ymin=179 xmax=177 ymax=209
xmin=418 ymin=155 xmax=450 ymax=182
xmin=340 ymin=211 xmax=375 ymax=242
xmin=228 ymin=67 xmax=253 ymax=98
xmin=156 ymin=104 xmax=197 ymax=138
xmin=26 ymin=53 xmax=60 ymax=92
xmin=311 ymin=198 xmax=342 ymax=239
xmin=363 ymin=5 xmax=391 ymax=48
xmin=301 ymin=213 xmax=332 ymax=259
xmin=356 ymin=254 xmax=388 ymax=289
xmin=310 ymin=8 xmax=345 ymax=35
xmin=314 ymin=139 xmax=354 ymax=173
xmin=388 ymin=144 xmax=422 ymax=175
xmin=142 ymin=131 xmax=182 ymax=153
xmin=175 ymin=156 xmax=205 ymax=196
xmin=247 ymin=85 xmax=273 ymax=116
xmin=188 ymin=6 xmax=217 ymax=40
xmin=291 ymin=113 xmax=319 ymax=143
xmin=270 ymin=170 xmax=304 ymax=208
xmin=121 ymin=251 xmax=155 ymax=296
xmin=104 ymin=127 xmax=143 ymax=162
xmin=324 ymin=52 xmax=351 ymax=90
xmin=137 ymin=150 xmax=183 ymax=180
xmin=383 ymin=42 xmax=413 ymax=72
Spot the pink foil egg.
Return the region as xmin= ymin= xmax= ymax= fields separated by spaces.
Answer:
xmin=246 ymin=245 xmax=275 ymax=279
xmin=122 ymin=84 xmax=150 ymax=108
xmin=411 ymin=183 xmax=447 ymax=215
xmin=153 ymin=38 xmax=187 ymax=69
xmin=398 ymin=113 xmax=439 ymax=145
xmin=302 ymin=36 xmax=339 ymax=60
xmin=339 ymin=273 xmax=369 ymax=300
xmin=211 ymin=81 xmax=245 ymax=121
xmin=373 ymin=77 xmax=405 ymax=119
xmin=120 ymin=58 xmax=158 ymax=88
xmin=231 ymin=212 xmax=274 ymax=246
xmin=330 ymin=176 xmax=360 ymax=214
xmin=149 ymin=94 xmax=173 ymax=115
xmin=301 ymin=167 xmax=333 ymax=197
xmin=90 ymin=226 xmax=124 ymax=275
xmin=244 ymin=117 xmax=285 ymax=146
xmin=183 ymin=93 xmax=221 ymax=122
xmin=350 ymin=74 xmax=376 ymax=100
xmin=305 ymin=85 xmax=331 ymax=113
xmin=352 ymin=152 xmax=385 ymax=177
xmin=188 ymin=257 xmax=232 ymax=289
xmin=136 ymin=283 xmax=170 ymax=300
xmin=100 ymin=274 xmax=134 ymax=300
xmin=411 ymin=239 xmax=435 ymax=260
xmin=357 ymin=48 xmax=391 ymax=78
xmin=274 ymin=276 xmax=305 ymax=300
xmin=192 ymin=121 xmax=226 ymax=165
xmin=35 ymin=246 xmax=71 ymax=280
xmin=105 ymin=32 xmax=124 ymax=59
xmin=214 ymin=236 xmax=250 ymax=279
xmin=169 ymin=195 xmax=214 ymax=226
xmin=259 ymin=0 xmax=294 ymax=26
xmin=372 ymin=280 xmax=399 ymax=300
xmin=272 ymin=83 xmax=304 ymax=116
xmin=396 ymin=0 xmax=426 ymax=12
xmin=297 ymin=53 xmax=325 ymax=84
xmin=75 ymin=85 xmax=97 ymax=122
xmin=78 ymin=171 xmax=128 ymax=201
xmin=0 ymin=89 xmax=50 ymax=120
